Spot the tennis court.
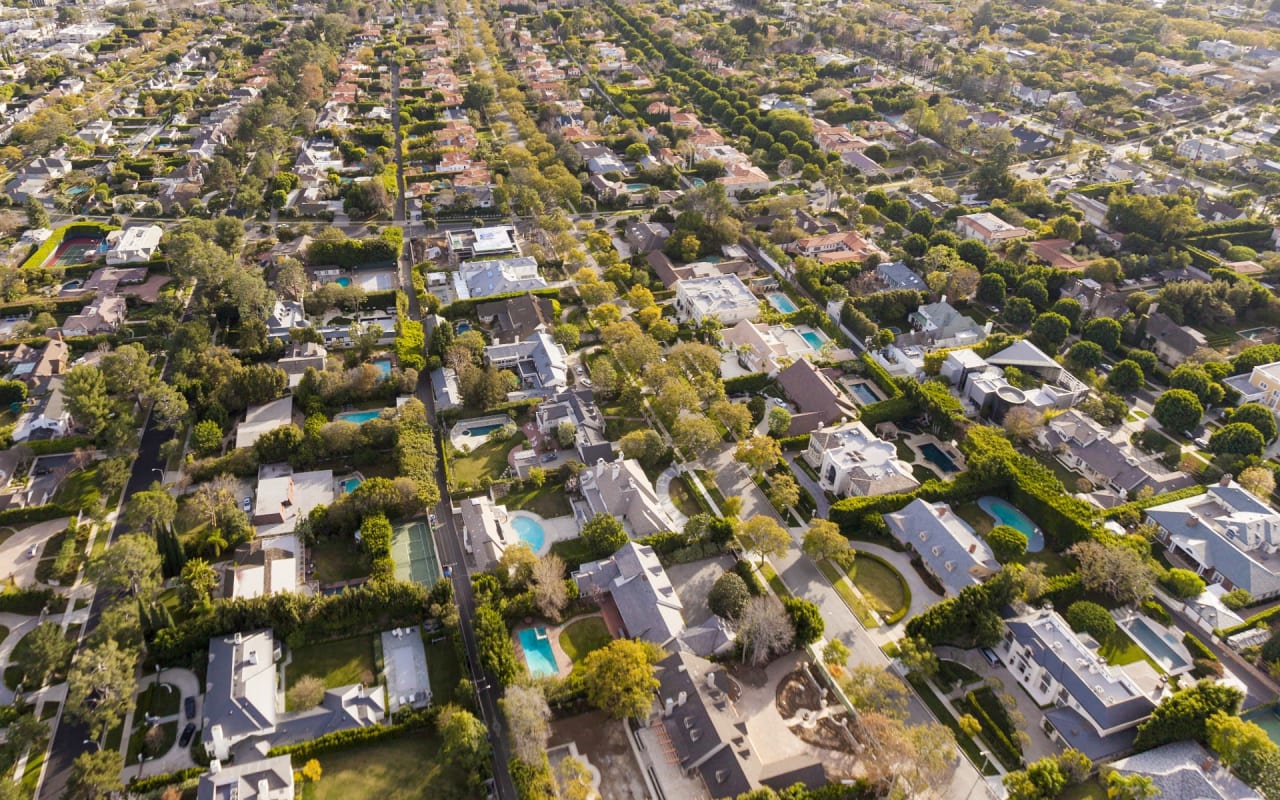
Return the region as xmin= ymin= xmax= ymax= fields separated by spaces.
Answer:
xmin=391 ymin=520 xmax=441 ymax=585
xmin=50 ymin=237 xmax=104 ymax=267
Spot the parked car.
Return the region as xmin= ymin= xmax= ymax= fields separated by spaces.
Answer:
xmin=242 ymin=496 xmax=252 ymax=512
xmin=184 ymin=697 xmax=196 ymax=720
xmin=979 ymin=647 xmax=1000 ymax=667
xmin=27 ymin=545 xmax=38 ymax=558
xmin=179 ymin=723 xmax=197 ymax=748
xmin=541 ymin=452 xmax=557 ymax=463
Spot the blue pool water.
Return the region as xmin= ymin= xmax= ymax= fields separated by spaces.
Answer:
xmin=625 ymin=183 xmax=650 ymax=191
xmin=341 ymin=477 xmax=362 ymax=494
xmin=920 ymin=442 xmax=960 ymax=474
xmin=768 ymin=293 xmax=798 ymax=314
xmin=691 ymin=177 xmax=706 ymax=187
xmin=511 ymin=515 xmax=546 ymax=551
xmin=1122 ymin=617 xmax=1191 ymax=672
xmin=336 ymin=410 xmax=381 ymax=424
xmin=465 ymin=423 xmax=504 ymax=437
xmin=1245 ymin=708 xmax=1280 ymax=747
xmin=801 ymin=331 xmax=825 ymax=350
xmin=335 ymin=277 xmax=352 ymax=287
xmin=517 ymin=627 xmax=559 ymax=678
xmin=373 ymin=359 xmax=391 ymax=378
xmin=455 ymin=322 xmax=472 ymax=333
xmin=978 ymin=496 xmax=1045 ymax=553
xmin=848 ymin=383 xmax=879 ymax=404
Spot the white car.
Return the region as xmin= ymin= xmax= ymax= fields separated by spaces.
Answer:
xmin=242 ymin=496 xmax=252 ymax=512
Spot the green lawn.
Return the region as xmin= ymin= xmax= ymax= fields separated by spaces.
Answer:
xmin=817 ymin=560 xmax=879 ymax=628
xmin=449 ymin=435 xmax=521 ymax=488
xmin=302 ymin=734 xmax=466 ymax=800
xmin=127 ymin=719 xmax=178 ymax=763
xmin=288 ymin=635 xmax=378 ymax=709
xmin=760 ymin=562 xmax=789 ymax=597
xmin=558 ymin=616 xmax=613 ymax=662
xmin=667 ymin=475 xmax=703 ymax=518
xmin=849 ymin=555 xmax=908 ymax=620
xmin=51 ymin=466 xmax=100 ymax=512
xmin=310 ymin=537 xmax=372 ymax=585
xmin=1060 ymin=780 xmax=1107 ymax=800
xmin=936 ymin=659 xmax=983 ymax=693
xmin=135 ymin=681 xmax=181 ymax=719
xmin=503 ymin=482 xmax=572 ymax=518
xmin=549 ymin=537 xmax=596 ymax=571
xmin=423 ymin=637 xmax=462 ymax=705
xmin=604 ymin=416 xmax=646 ymax=440
xmin=1099 ymin=628 xmax=1164 ymax=673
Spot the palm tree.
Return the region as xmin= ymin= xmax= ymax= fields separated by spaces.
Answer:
xmin=1107 ymin=772 xmax=1160 ymax=800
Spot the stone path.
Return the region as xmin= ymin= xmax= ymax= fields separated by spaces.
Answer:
xmin=653 ymin=467 xmax=690 ymax=530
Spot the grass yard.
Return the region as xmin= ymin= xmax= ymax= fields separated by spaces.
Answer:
xmin=558 ymin=616 xmax=613 ymax=662
xmin=667 ymin=475 xmax=703 ymax=518
xmin=302 ymin=734 xmax=466 ymax=800
xmin=127 ymin=719 xmax=178 ymax=763
xmin=449 ymin=435 xmax=522 ymax=488
xmin=935 ymin=660 xmax=982 ymax=693
xmin=1098 ymin=628 xmax=1165 ymax=673
xmin=1031 ymin=452 xmax=1086 ymax=492
xmin=817 ymin=560 xmax=879 ymax=628
xmin=423 ymin=636 xmax=462 ymax=703
xmin=310 ymin=537 xmax=371 ymax=585
xmin=287 ymin=635 xmax=377 ymax=709
xmin=604 ymin=416 xmax=646 ymax=440
xmin=849 ymin=554 xmax=908 ymax=620
xmin=905 ymin=675 xmax=1000 ymax=777
xmin=503 ymin=482 xmax=573 ymax=518
xmin=549 ymin=537 xmax=596 ymax=571
xmin=135 ymin=681 xmax=182 ymax=720
xmin=1060 ymin=780 xmax=1107 ymax=800
xmin=51 ymin=466 xmax=100 ymax=512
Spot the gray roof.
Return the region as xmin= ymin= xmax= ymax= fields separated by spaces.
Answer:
xmin=578 ymin=459 xmax=678 ymax=537
xmin=876 ymin=261 xmax=927 ymax=291
xmin=1111 ymin=741 xmax=1260 ymax=799
xmin=776 ymin=361 xmax=859 ymax=432
xmin=196 ymin=755 xmax=294 ymax=800
xmin=574 ymin=542 xmax=685 ymax=644
xmin=1146 ymin=309 xmax=1208 ymax=359
xmin=474 ymin=292 xmax=555 ymax=343
xmin=654 ymin=651 xmax=756 ymax=798
xmin=535 ymin=388 xmax=614 ymax=463
xmin=1044 ymin=705 xmax=1138 ymax=761
xmin=987 ymin=339 xmax=1062 ymax=379
xmin=884 ymin=499 xmax=998 ymax=596
xmin=202 ymin=630 xmax=278 ymax=749
xmin=1045 ymin=410 xmax=1196 ymax=496
xmin=1147 ymin=483 xmax=1280 ymax=596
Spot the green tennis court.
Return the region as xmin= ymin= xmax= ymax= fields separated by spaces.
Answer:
xmin=51 ymin=239 xmax=101 ymax=267
xmin=392 ymin=520 xmax=441 ymax=585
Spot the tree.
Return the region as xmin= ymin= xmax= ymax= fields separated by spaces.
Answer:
xmin=1004 ymin=758 xmax=1067 ymax=800
xmin=1240 ymin=466 xmax=1276 ymax=499
xmin=124 ymin=489 xmax=177 ymax=534
xmin=88 ymin=533 xmax=162 ymax=597
xmin=822 ymin=639 xmax=850 ymax=669
xmin=474 ymin=607 xmax=518 ymax=686
xmin=1083 ymin=318 xmax=1122 ymax=352
xmin=737 ymin=515 xmax=791 ymax=566
xmin=735 ymin=435 xmax=782 ymax=477
xmin=1162 ymin=568 xmax=1206 ymax=599
xmin=1065 ymin=600 xmax=1116 ymax=641
xmin=1030 ymin=312 xmax=1071 ymax=352
xmin=179 ymin=558 xmax=217 ymax=607
xmin=274 ymin=257 xmax=308 ymax=302
xmin=552 ymin=323 xmax=580 ymax=350
xmin=708 ymin=572 xmax=751 ymax=619
xmin=711 ymin=400 xmax=754 ymax=440
xmin=12 ymin=622 xmax=73 ymax=688
xmin=1002 ymin=406 xmax=1043 ymax=445
xmin=581 ymin=639 xmax=661 ymax=719
xmin=782 ymin=597 xmax=823 ymax=646
xmin=557 ymin=756 xmax=595 ymax=800
xmin=287 ymin=675 xmax=326 ymax=710
xmin=1002 ymin=296 xmax=1036 ymax=326
xmin=1222 ymin=588 xmax=1252 ymax=610
xmin=500 ymin=685 xmax=551 ymax=764
xmin=1106 ymin=772 xmax=1160 ymax=800
xmin=63 ymin=365 xmax=115 ymax=437
xmin=671 ymin=414 xmax=721 ymax=458
xmin=1231 ymin=404 xmax=1278 ymax=443
xmin=1068 ymin=541 xmax=1154 ymax=605
xmin=767 ymin=406 xmax=792 ymax=437
xmin=438 ymin=705 xmax=490 ymax=782
xmin=767 ymin=474 xmax=801 ymax=513
xmin=300 ymin=759 xmax=323 ymax=784
xmin=618 ymin=429 xmax=666 ymax=466
xmin=556 ymin=421 xmax=577 ymax=449
xmin=1066 ymin=341 xmax=1104 ymax=371
xmin=25 ymin=197 xmax=49 ymax=229
xmin=736 ymin=596 xmax=795 ymax=666
xmin=1210 ymin=423 xmax=1265 ymax=458
xmin=580 ymin=513 xmax=628 ymax=559
xmin=802 ymin=519 xmax=852 ymax=566
xmin=1106 ymin=360 xmax=1145 ymax=394
xmin=66 ymin=639 xmax=138 ymax=738
xmin=531 ymin=554 xmax=568 ymax=621
xmin=1153 ymin=389 xmax=1204 ymax=433
xmin=839 ymin=664 xmax=912 ymax=718
xmin=988 ymin=525 xmax=1028 ymax=563
xmin=977 ymin=273 xmax=1006 ymax=305
xmin=191 ymin=419 xmax=224 ymax=456
xmin=890 ymin=635 xmax=939 ymax=680
xmin=1133 ymin=680 xmax=1243 ymax=751
xmin=67 ymin=750 xmax=123 ymax=800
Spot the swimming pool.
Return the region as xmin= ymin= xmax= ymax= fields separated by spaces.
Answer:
xmin=1122 ymin=617 xmax=1191 ymax=672
xmin=340 ymin=477 xmax=362 ymax=494
xmin=801 ymin=331 xmax=825 ymax=350
xmin=373 ymin=359 xmax=391 ymax=378
xmin=517 ymin=627 xmax=559 ymax=678
xmin=768 ymin=293 xmax=798 ymax=314
xmin=1245 ymin=707 xmax=1280 ymax=747
xmin=511 ymin=514 xmax=546 ymax=552
xmin=335 ymin=409 xmax=382 ymax=424
xmin=455 ymin=322 xmax=472 ymax=333
xmin=847 ymin=383 xmax=879 ymax=404
xmin=465 ymin=423 xmax=504 ymax=437
xmin=335 ymin=277 xmax=352 ymax=287
xmin=977 ymin=496 xmax=1045 ymax=552
xmin=625 ymin=183 xmax=651 ymax=192
xmin=920 ymin=443 xmax=960 ymax=474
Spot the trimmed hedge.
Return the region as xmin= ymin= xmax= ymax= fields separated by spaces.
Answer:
xmin=0 ymin=504 xmax=72 ymax=527
xmin=440 ymin=288 xmax=560 ymax=320
xmin=1183 ymin=631 xmax=1217 ymax=662
xmin=269 ymin=707 xmax=438 ymax=760
xmin=1218 ymin=604 xmax=1280 ymax=638
xmin=1141 ymin=599 xmax=1172 ymax=625
xmin=778 ymin=433 xmax=810 ymax=451
xmin=858 ymin=395 xmax=918 ymax=427
xmin=860 ymin=352 xmax=902 ymax=398
xmin=962 ymin=688 xmax=1022 ymax=770
xmin=129 ymin=767 xmax=204 ymax=794
xmin=28 ymin=435 xmax=94 ymax=455
xmin=723 ymin=372 xmax=771 ymax=394
xmin=1103 ymin=484 xmax=1206 ymax=519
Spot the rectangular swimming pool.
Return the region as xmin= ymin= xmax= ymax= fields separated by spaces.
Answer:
xmin=768 ymin=293 xmax=798 ymax=314
xmin=847 ymin=383 xmax=879 ymax=404
xmin=801 ymin=331 xmax=825 ymax=350
xmin=1123 ymin=617 xmax=1191 ymax=672
xmin=517 ymin=627 xmax=559 ymax=678
xmin=335 ymin=409 xmax=382 ymax=424
xmin=920 ymin=442 xmax=959 ymax=473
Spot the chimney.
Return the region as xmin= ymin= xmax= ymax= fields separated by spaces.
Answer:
xmin=677 ymin=690 xmax=687 ymax=706
xmin=1221 ymin=474 xmax=1233 ymax=487
xmin=706 ymin=672 xmax=717 ymax=689
xmin=234 ymin=632 xmax=242 ymax=645
xmin=209 ymin=760 xmax=222 ymax=775
xmin=969 ymin=544 xmax=976 ymax=553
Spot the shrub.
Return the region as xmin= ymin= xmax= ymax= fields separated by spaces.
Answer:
xmin=1183 ymin=632 xmax=1217 ymax=663
xmin=988 ymin=525 xmax=1027 ymax=563
xmin=1141 ymin=600 xmax=1172 ymax=625
xmin=1161 ymin=568 xmax=1206 ymax=599
xmin=1065 ymin=601 xmax=1116 ymax=641
xmin=782 ymin=596 xmax=824 ymax=646
xmin=707 ymin=572 xmax=750 ymax=620
xmin=287 ymin=675 xmax=326 ymax=710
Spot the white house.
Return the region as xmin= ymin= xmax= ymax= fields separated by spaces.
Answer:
xmin=673 ymin=274 xmax=759 ymax=326
xmin=203 ymin=630 xmax=280 ymax=760
xmin=197 ymin=756 xmax=295 ymax=800
xmin=579 ymin=458 xmax=678 ymax=537
xmin=804 ymin=420 xmax=918 ymax=498
xmin=10 ymin=377 xmax=70 ymax=442
xmin=105 ymin=225 xmax=163 ymax=265
xmin=884 ymin=499 xmax=998 ymax=596
xmin=454 ymin=256 xmax=547 ymax=301
xmin=956 ymin=212 xmax=1033 ymax=246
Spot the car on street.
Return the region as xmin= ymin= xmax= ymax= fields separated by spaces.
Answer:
xmin=27 ymin=545 xmax=38 ymax=558
xmin=184 ymin=697 xmax=196 ymax=720
xmin=179 ymin=723 xmax=197 ymax=748
xmin=541 ymin=452 xmax=557 ymax=462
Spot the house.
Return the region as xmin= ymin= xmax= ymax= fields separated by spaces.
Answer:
xmin=941 ymin=344 xmax=1088 ymax=421
xmin=459 ymin=496 xmax=519 ymax=572
xmin=484 ymin=332 xmax=568 ymax=395
xmin=235 ymin=397 xmax=294 ymax=450
xmin=1109 ymin=741 xmax=1259 ymax=800
xmin=105 ymin=224 xmax=163 ymax=264
xmin=775 ymin=360 xmax=859 ymax=435
xmin=1147 ymin=478 xmax=1280 ymax=600
xmin=82 ymin=266 xmax=149 ymax=294
xmin=203 ymin=630 xmax=281 ymax=760
xmin=475 ymin=292 xmax=555 ymax=344
xmin=956 ymin=212 xmax=1033 ymax=246
xmin=1224 ymin=360 xmax=1280 ymax=410
xmin=909 ymin=301 xmax=987 ymax=348
xmin=885 ymin=499 xmax=999 ymax=596
xmin=11 ymin=377 xmax=70 ymax=442
xmin=1144 ymin=307 xmax=1208 ymax=366
xmin=61 ymin=295 xmax=128 ymax=337
xmin=1066 ymin=193 xmax=1110 ymax=230
xmin=625 ymin=220 xmax=671 ymax=254
xmin=651 ymin=650 xmax=828 ymax=799
xmin=804 ymin=420 xmax=918 ymax=497
xmin=840 ymin=150 xmax=886 ymax=177
xmin=996 ymin=607 xmax=1157 ymax=760
xmin=447 ymin=226 xmax=519 ymax=261
xmin=786 ymin=230 xmax=884 ymax=265
xmin=573 ymin=541 xmax=685 ymax=644
xmin=1181 ymin=584 xmax=1246 ymax=637
xmin=6 ymin=338 xmax=69 ymax=395
xmin=720 ymin=319 xmax=848 ymax=376
xmin=454 ymin=256 xmax=547 ymax=301
xmin=430 ymin=367 xmax=462 ymax=410
xmin=673 ymin=274 xmax=760 ymax=326
xmin=221 ymin=539 xmax=298 ymax=600
xmin=252 ymin=466 xmax=334 ymax=535
xmin=578 ymin=458 xmax=678 ymax=537
xmin=276 ymin=342 xmax=327 ymax=388
xmin=875 ymin=261 xmax=927 ymax=291
xmin=717 ymin=162 xmax=771 ymax=196
xmin=1177 ymin=139 xmax=1243 ymax=162
xmin=196 ymin=755 xmax=295 ymax=800
xmin=266 ymin=300 xmax=307 ymax=336
xmin=1041 ymin=410 xmax=1196 ymax=498
xmin=534 ymin=388 xmax=613 ymax=464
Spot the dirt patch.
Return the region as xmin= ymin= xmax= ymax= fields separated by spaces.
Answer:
xmin=774 ymin=668 xmax=857 ymax=754
xmin=550 ymin=710 xmax=648 ymax=800
xmin=775 ymin=670 xmax=822 ymax=719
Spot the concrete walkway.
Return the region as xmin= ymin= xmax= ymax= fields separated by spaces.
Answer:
xmin=118 ymin=668 xmax=202 ymax=781
xmin=653 ymin=467 xmax=690 ymax=530
xmin=0 ymin=613 xmax=41 ymax=705
xmin=783 ymin=454 xmax=830 ymax=518
xmin=935 ymin=646 xmax=1061 ymax=765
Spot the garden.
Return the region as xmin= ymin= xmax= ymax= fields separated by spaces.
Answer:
xmin=816 ymin=551 xmax=910 ymax=625
xmin=447 ymin=432 xmax=523 ymax=491
xmin=300 ymin=733 xmax=465 ymax=800
xmin=558 ymin=616 xmax=612 ymax=663
xmin=287 ymin=635 xmax=378 ymax=710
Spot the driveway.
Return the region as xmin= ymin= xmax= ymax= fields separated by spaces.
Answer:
xmin=783 ymin=454 xmax=829 ymax=518
xmin=849 ymin=541 xmax=943 ymax=646
xmin=125 ymin=667 xmax=202 ymax=780
xmin=666 ymin=554 xmax=735 ymax=627
xmin=0 ymin=517 xmax=73 ymax=588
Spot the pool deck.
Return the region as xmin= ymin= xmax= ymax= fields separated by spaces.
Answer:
xmin=448 ymin=413 xmax=516 ymax=451
xmin=505 ymin=510 xmax=580 ymax=555
xmin=902 ymin=433 xmax=966 ymax=479
xmin=514 ymin=623 xmax=573 ymax=680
